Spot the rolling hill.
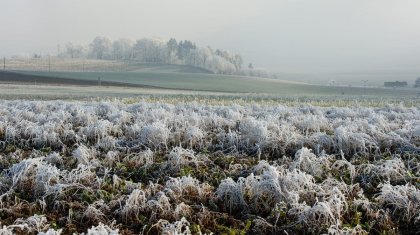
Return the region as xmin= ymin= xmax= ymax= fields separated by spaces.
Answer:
xmin=1 ymin=64 xmax=418 ymax=97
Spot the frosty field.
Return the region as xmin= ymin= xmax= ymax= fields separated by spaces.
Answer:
xmin=3 ymin=0 xmax=420 ymax=234
xmin=0 ymin=97 xmax=418 ymax=234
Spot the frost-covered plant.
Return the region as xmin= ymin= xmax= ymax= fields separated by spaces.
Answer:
xmin=297 ymin=201 xmax=338 ymax=232
xmin=7 ymin=157 xmax=44 ymax=191
xmin=83 ymin=200 xmax=109 ymax=224
xmin=238 ymin=118 xmax=268 ymax=152
xmin=173 ymin=202 xmax=192 ymax=220
xmin=357 ymin=157 xmax=408 ymax=189
xmin=152 ymin=217 xmax=191 ymax=235
xmin=334 ymin=126 xmax=378 ymax=156
xmin=44 ymin=152 xmax=63 ymax=166
xmin=165 ymin=147 xmax=198 ymax=173
xmin=165 ymin=175 xmax=211 ymax=202
xmin=374 ymin=158 xmax=407 ymax=183
xmin=97 ymin=135 xmax=118 ymax=151
xmin=34 ymin=162 xmax=60 ymax=196
xmin=325 ymin=187 xmax=348 ymax=218
xmin=268 ymin=122 xmax=303 ymax=156
xmin=72 ymin=144 xmax=96 ymax=165
xmin=140 ymin=122 xmax=170 ymax=149
xmin=249 ymin=174 xmax=284 ymax=214
xmin=280 ymin=169 xmax=317 ymax=204
xmin=219 ymin=161 xmax=319 ymax=214
xmin=216 ymin=177 xmax=247 ymax=213
xmin=145 ymin=191 xmax=172 ymax=218
xmin=292 ymin=113 xmax=330 ymax=135
xmin=104 ymin=151 xmax=120 ymax=167
xmin=65 ymin=163 xmax=97 ymax=186
xmin=121 ymin=189 xmax=147 ymax=221
xmin=84 ymin=222 xmax=119 ymax=235
xmin=307 ymin=132 xmax=334 ymax=155
xmin=123 ymin=149 xmax=154 ymax=168
xmin=38 ymin=228 xmax=63 ymax=235
xmin=216 ymin=128 xmax=239 ymax=153
xmin=327 ymin=224 xmax=368 ymax=235
xmin=79 ymin=120 xmax=115 ymax=142
xmin=252 ymin=160 xmax=279 ymax=176
xmin=0 ymin=226 xmax=13 ymax=235
xmin=184 ymin=126 xmax=204 ymax=149
xmin=290 ymin=147 xmax=332 ymax=179
xmin=376 ymin=183 xmax=420 ymax=223
xmin=5 ymin=157 xmax=59 ymax=197
xmin=10 ymin=214 xmax=49 ymax=233
xmin=124 ymin=123 xmax=143 ymax=139
xmin=227 ymin=163 xmax=245 ymax=174
xmin=331 ymin=159 xmax=355 ymax=183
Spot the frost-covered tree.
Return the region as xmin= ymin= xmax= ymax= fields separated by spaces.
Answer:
xmin=89 ymin=36 xmax=112 ymax=59
xmin=112 ymin=38 xmax=133 ymax=60
xmin=62 ymin=36 xmax=263 ymax=75
xmin=64 ymin=43 xmax=86 ymax=58
xmin=167 ymin=38 xmax=178 ymax=64
xmin=133 ymin=38 xmax=165 ymax=63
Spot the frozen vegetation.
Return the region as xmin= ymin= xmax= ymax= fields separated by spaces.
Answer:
xmin=0 ymin=99 xmax=418 ymax=234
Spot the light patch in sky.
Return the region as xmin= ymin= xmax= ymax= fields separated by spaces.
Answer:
xmin=1 ymin=0 xmax=420 ymax=75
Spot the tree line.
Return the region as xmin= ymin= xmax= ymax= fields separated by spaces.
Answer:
xmin=59 ymin=36 xmax=269 ymax=77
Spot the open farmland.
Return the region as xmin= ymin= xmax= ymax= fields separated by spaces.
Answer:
xmin=2 ymin=58 xmax=419 ymax=97
xmin=16 ymin=70 xmax=308 ymax=93
xmin=2 ymin=70 xmax=419 ymax=97
xmin=0 ymin=98 xmax=418 ymax=234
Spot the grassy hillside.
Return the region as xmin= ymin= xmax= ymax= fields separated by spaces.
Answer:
xmin=15 ymin=70 xmax=419 ymax=97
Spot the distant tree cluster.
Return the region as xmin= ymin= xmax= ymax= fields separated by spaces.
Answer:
xmin=58 ymin=36 xmax=269 ymax=76
xmin=415 ymin=78 xmax=420 ymax=88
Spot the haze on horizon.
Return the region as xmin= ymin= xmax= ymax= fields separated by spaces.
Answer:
xmin=1 ymin=0 xmax=420 ymax=77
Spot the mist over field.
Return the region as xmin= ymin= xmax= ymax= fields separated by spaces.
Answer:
xmin=2 ymin=0 xmax=420 ymax=81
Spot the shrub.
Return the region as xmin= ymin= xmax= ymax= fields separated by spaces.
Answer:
xmin=216 ymin=177 xmax=247 ymax=213
xmin=376 ymin=183 xmax=420 ymax=223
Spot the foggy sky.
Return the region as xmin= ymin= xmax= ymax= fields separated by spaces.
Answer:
xmin=1 ymin=0 xmax=420 ymax=74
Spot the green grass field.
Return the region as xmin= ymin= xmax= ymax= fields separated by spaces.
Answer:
xmin=16 ymin=69 xmax=420 ymax=97
xmin=5 ymin=58 xmax=419 ymax=97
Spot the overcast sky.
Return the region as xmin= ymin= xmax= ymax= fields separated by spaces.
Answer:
xmin=1 ymin=0 xmax=420 ymax=74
